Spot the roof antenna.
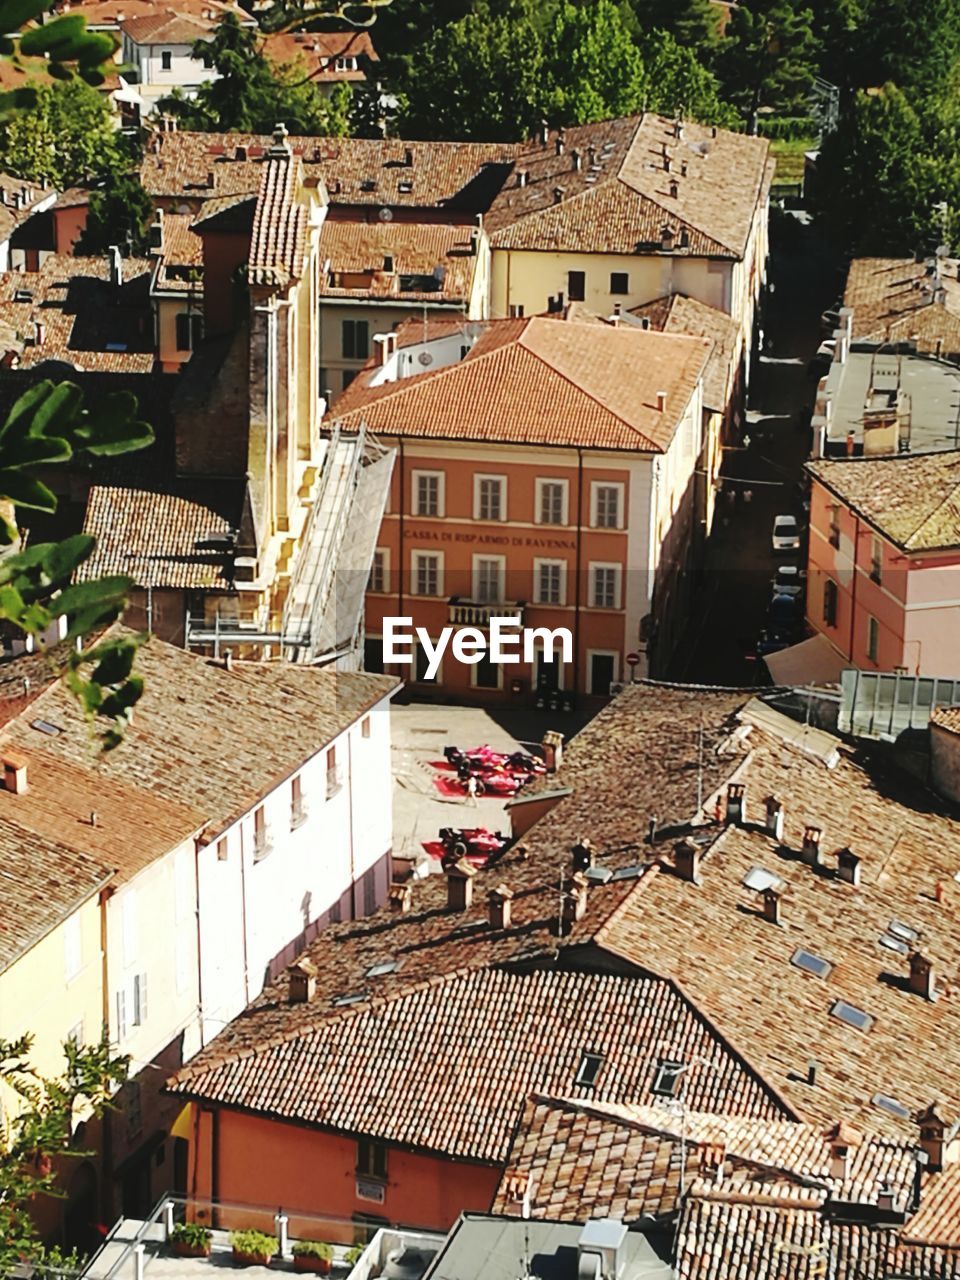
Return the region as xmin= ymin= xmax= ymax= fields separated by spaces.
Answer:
xmin=696 ymin=713 xmax=704 ymax=814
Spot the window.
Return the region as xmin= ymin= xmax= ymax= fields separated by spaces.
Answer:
xmin=535 ymin=559 xmax=565 ymax=606
xmin=473 ymin=556 xmax=504 ymax=604
xmin=830 ymin=1000 xmax=874 ymax=1033
xmin=64 ymin=914 xmax=82 ymax=983
xmin=823 ymin=578 xmax=838 ymax=627
xmin=870 ymin=536 xmax=883 ymax=583
xmin=361 ymin=716 xmax=371 ymax=739
xmin=472 ymin=653 xmax=501 ymax=689
xmin=412 ymin=551 xmax=441 ymax=596
xmin=610 ymin=272 xmax=629 ymax=295
xmin=590 ymin=564 xmax=621 ymax=610
xmin=357 ymin=1140 xmax=387 ymax=1180
xmin=508 ymin=304 xmax=525 ymax=318
xmin=369 ymin=548 xmax=389 ymax=594
xmin=574 ymin=1052 xmax=604 ymax=1087
xmin=474 ymin=474 xmax=506 ymax=521
xmin=216 ymin=836 xmax=228 ymax=862
xmin=253 ymin=805 xmax=271 ymax=859
xmin=132 ymin=972 xmax=148 ymax=1026
xmin=828 ymin=504 xmax=841 ymax=548
xmin=326 ymin=746 xmax=341 ymax=799
xmin=568 ymin=270 xmax=585 ymax=302
xmin=652 ymin=1058 xmax=684 ymax=1097
xmin=413 ymin=470 xmax=443 ymax=517
xmin=342 ymin=319 xmax=369 ymax=359
xmin=791 ymin=949 xmax=833 ymax=979
xmin=536 ymin=478 xmax=567 ymax=526
xmin=115 ymin=988 xmax=128 ymax=1042
xmin=161 ymin=50 xmax=172 ymax=71
xmin=291 ymin=775 xmax=307 ymax=828
xmin=175 ymin=312 xmax=202 ymax=352
xmin=867 ymin=615 xmax=879 ymax=662
xmin=591 ymin=482 xmax=622 ymax=529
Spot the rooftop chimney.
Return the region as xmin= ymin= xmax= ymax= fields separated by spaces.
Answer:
xmin=725 ymin=782 xmax=745 ymax=825
xmin=288 ymin=958 xmax=318 ymax=1004
xmin=917 ymin=1102 xmax=952 ymax=1172
xmin=669 ymin=180 xmax=679 ymax=198
xmin=488 ymin=884 xmax=514 ymax=930
xmin=148 ymin=208 xmax=164 ymax=254
xmin=909 ymin=951 xmax=936 ymax=1001
xmin=656 ymin=390 xmax=667 ymax=413
xmin=836 ymin=847 xmax=861 ymax=887
xmin=404 ymin=147 xmax=413 ymax=166
xmin=383 ymin=254 xmax=395 ymax=274
xmin=660 ymin=225 xmax=674 ymax=252
xmin=824 ymin=1121 xmax=861 ymax=1183
xmin=34 ymin=321 xmax=45 ymax=346
xmin=877 ymin=1184 xmax=898 ymax=1213
xmin=2 ymin=752 xmax=27 ymax=795
xmin=572 ymin=149 xmax=582 ymax=171
xmin=674 ymin=837 xmax=702 ymax=885
xmin=538 ymin=119 xmax=549 ymax=146
xmin=236 ymin=144 xmax=247 ymax=161
xmin=807 ymin=1059 xmax=818 ymax=1087
xmin=108 ymin=244 xmax=123 ymax=289
xmin=561 ymin=875 xmax=588 ymax=927
xmin=372 ymin=331 xmax=397 ymax=367
xmin=571 ymin=839 xmax=593 ymax=872
xmin=517 ymin=169 xmax=528 ymax=188
xmin=447 ymin=858 xmax=477 ymax=912
xmin=541 ymin=729 xmax=563 ymax=772
xmin=763 ymin=795 xmax=784 ymax=841
xmin=762 ymin=886 xmax=781 ymax=925
xmin=553 ymin=186 xmax=565 ymax=204
xmin=389 ymin=882 xmax=413 ymax=914
xmin=555 ymin=135 xmax=565 ymax=156
xmin=801 ymin=825 xmax=822 ymax=867
xmin=270 ymin=121 xmax=291 ymax=155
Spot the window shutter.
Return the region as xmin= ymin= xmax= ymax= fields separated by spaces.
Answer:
xmin=116 ymin=988 xmax=127 ymax=1041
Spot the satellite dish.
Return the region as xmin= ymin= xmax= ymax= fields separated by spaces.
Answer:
xmin=418 ymin=351 xmax=433 ymax=366
xmin=378 ymin=206 xmax=393 ymax=222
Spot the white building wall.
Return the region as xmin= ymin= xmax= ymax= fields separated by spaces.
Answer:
xmin=123 ymin=35 xmax=217 ymax=110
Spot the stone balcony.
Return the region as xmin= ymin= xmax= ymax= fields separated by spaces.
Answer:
xmin=447 ymin=598 xmax=526 ymax=627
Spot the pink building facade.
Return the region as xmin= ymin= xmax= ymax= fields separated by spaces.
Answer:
xmin=805 ymin=455 xmax=960 ymax=679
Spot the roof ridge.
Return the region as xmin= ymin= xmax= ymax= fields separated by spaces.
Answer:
xmin=903 ymin=468 xmax=960 ymax=550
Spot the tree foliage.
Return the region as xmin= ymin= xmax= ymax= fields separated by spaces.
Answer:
xmin=82 ymin=171 xmax=156 ymax=257
xmin=160 ymin=14 xmax=352 ymax=135
xmin=0 ymin=77 xmax=125 ymax=187
xmin=0 ymin=1033 xmax=129 ymax=1272
xmin=715 ymin=0 xmax=817 ymax=129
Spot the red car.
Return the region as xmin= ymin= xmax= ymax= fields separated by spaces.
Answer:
xmin=439 ymin=827 xmax=509 ymax=866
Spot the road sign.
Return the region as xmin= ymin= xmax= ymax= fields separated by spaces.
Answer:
xmin=625 ymin=652 xmax=640 ymax=667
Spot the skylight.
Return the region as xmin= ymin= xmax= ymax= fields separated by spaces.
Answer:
xmin=791 ymin=949 xmax=833 ymax=979
xmin=332 ymin=992 xmax=368 ymax=1007
xmin=888 ymin=919 xmax=919 ymax=944
xmin=652 ymin=1058 xmax=685 ymax=1098
xmin=830 ymin=1000 xmax=874 ymax=1033
xmin=30 ymin=719 xmax=62 ymax=736
xmin=575 ymin=1052 xmax=604 ymax=1088
xmin=365 ymin=960 xmax=398 ymax=978
xmin=743 ymin=867 xmax=786 ymax=893
xmin=879 ymin=933 xmax=910 ymax=955
xmin=585 ymin=866 xmax=613 ymax=884
xmin=611 ymin=864 xmax=644 ymax=882
xmin=872 ymin=1093 xmax=911 ymax=1120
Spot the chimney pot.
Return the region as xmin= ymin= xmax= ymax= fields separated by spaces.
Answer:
xmin=801 ymin=825 xmax=823 ymax=867
xmin=553 ymin=186 xmax=565 ymax=204
xmin=674 ymin=837 xmax=701 ymax=884
xmin=561 ymin=878 xmax=588 ymax=927
xmin=917 ymin=1102 xmax=951 ymax=1172
xmin=34 ymin=321 xmax=45 ymax=346
xmin=807 ymin=1058 xmax=818 ymax=1087
xmin=725 ymin=782 xmax=745 ymax=825
xmin=541 ymin=730 xmax=563 ymax=772
xmin=762 ymin=886 xmax=781 ymax=925
xmin=539 ymin=120 xmax=549 ymax=146
xmin=656 ymin=390 xmax=667 ymax=413
xmin=488 ymin=884 xmax=514 ymax=930
xmin=388 ymin=882 xmax=413 ymax=914
xmin=287 ymin=958 xmax=318 ymax=1004
xmin=764 ymin=795 xmax=784 ymax=841
xmin=2 ymin=753 xmax=27 ymax=794
xmin=909 ymin=951 xmax=936 ymax=1001
xmin=572 ymin=149 xmax=582 ymax=171
xmin=836 ymin=846 xmax=861 ymax=886
xmin=517 ymin=169 xmax=528 ymax=188
xmin=447 ymin=858 xmax=477 ymax=912
xmin=669 ymin=180 xmax=679 ymax=199
xmin=571 ymin=839 xmax=593 ymax=872
xmin=555 ymin=136 xmax=565 ymax=156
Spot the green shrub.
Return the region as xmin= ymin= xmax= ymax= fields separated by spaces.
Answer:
xmin=170 ymin=1223 xmax=212 ymax=1249
xmin=758 ymin=115 xmax=817 ymax=141
xmin=345 ymin=1244 xmax=366 ymax=1265
xmin=293 ymin=1242 xmax=334 ymax=1259
xmin=230 ymin=1230 xmax=278 ymax=1258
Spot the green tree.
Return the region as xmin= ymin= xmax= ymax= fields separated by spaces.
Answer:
xmin=82 ymin=171 xmax=155 ymax=256
xmin=0 ymin=77 xmax=124 ymax=187
xmin=161 ymin=14 xmax=352 ymax=135
xmin=716 ymin=0 xmax=817 ymax=129
xmin=0 ymin=1032 xmax=129 ymax=1272
xmin=629 ymin=0 xmax=721 ymax=49
xmin=542 ymin=0 xmax=648 ymax=124
xmin=635 ymin=30 xmax=739 ymax=127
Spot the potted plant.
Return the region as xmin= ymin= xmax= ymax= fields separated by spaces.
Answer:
xmin=292 ymin=1241 xmax=334 ymax=1274
xmin=345 ymin=1244 xmax=366 ymax=1267
xmin=170 ymin=1223 xmax=213 ymax=1259
xmin=230 ymin=1230 xmax=278 ymax=1267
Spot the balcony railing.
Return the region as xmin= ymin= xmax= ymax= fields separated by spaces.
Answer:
xmin=447 ymin=598 xmax=525 ymax=627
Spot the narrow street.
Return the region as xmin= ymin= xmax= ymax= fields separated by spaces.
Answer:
xmin=670 ymin=215 xmax=842 ymax=685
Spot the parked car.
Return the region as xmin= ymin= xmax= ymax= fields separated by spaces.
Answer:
xmin=772 ymin=564 xmax=806 ymax=598
xmin=768 ymin=591 xmax=804 ymax=631
xmin=772 ymin=514 xmax=802 ymax=553
xmin=756 ymin=629 xmax=791 ymax=658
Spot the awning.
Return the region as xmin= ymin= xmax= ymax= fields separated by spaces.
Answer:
xmin=763 ymin=633 xmax=847 ymax=686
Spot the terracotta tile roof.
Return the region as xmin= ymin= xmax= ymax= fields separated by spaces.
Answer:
xmin=120 ymin=10 xmax=215 ymax=43
xmin=494 ymin=1096 xmax=917 ymax=1224
xmin=806 ymin=451 xmax=960 ymax=552
xmin=585 ymin=696 xmax=960 ymax=1143
xmin=262 ymin=30 xmax=378 ymax=83
xmin=331 ymin=315 xmax=710 ymax=453
xmin=317 ymin=221 xmax=478 ymax=303
xmin=78 ymin=481 xmax=242 ymax=590
xmin=51 ymin=0 xmax=244 ymax=30
xmin=486 ymin=115 xmax=771 ymax=260
xmin=141 ymin=131 xmax=517 ymax=212
xmin=248 ymin=148 xmax=306 ymax=287
xmin=932 ymin=707 xmax=960 ymax=736
xmin=631 ymin=293 xmax=741 ymax=413
xmin=843 ymin=257 xmax=960 ymax=352
xmin=0 ymin=812 xmax=112 ymax=973
xmin=50 ymin=186 xmax=90 ymax=211
xmin=169 ymin=967 xmax=786 ymax=1160
xmin=903 ymin=1165 xmax=960 ymax=1248
xmin=152 ymin=212 xmax=203 ymax=293
xmin=0 ymin=254 xmax=155 ymax=373
xmin=0 ymin=630 xmax=400 ymax=848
